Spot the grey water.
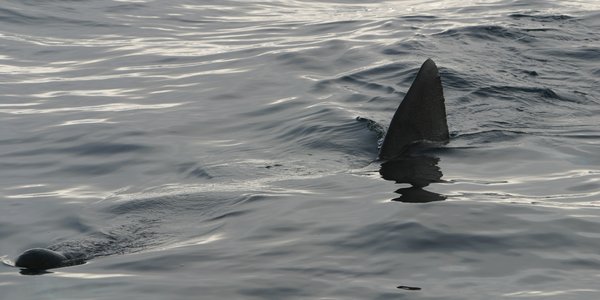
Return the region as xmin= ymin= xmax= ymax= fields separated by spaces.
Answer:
xmin=1 ymin=0 xmax=599 ymax=299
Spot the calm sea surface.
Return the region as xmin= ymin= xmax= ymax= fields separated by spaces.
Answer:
xmin=1 ymin=0 xmax=599 ymax=299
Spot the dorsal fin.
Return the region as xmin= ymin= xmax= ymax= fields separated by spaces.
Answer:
xmin=378 ymin=59 xmax=449 ymax=160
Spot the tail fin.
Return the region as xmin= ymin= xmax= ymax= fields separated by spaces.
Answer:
xmin=378 ymin=59 xmax=449 ymax=160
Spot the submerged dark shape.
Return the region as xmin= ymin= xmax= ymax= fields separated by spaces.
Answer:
xmin=378 ymin=58 xmax=449 ymax=160
xmin=397 ymin=285 xmax=422 ymax=291
xmin=15 ymin=248 xmax=85 ymax=270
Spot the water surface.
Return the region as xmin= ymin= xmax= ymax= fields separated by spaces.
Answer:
xmin=1 ymin=0 xmax=599 ymax=299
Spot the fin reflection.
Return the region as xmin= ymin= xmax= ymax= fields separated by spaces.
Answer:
xmin=379 ymin=155 xmax=446 ymax=203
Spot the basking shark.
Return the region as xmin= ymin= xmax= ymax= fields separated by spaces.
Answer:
xmin=13 ymin=59 xmax=449 ymax=271
xmin=379 ymin=58 xmax=449 ymax=160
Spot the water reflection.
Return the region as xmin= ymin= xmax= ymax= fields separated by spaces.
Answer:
xmin=379 ymin=155 xmax=446 ymax=203
xmin=19 ymin=269 xmax=52 ymax=276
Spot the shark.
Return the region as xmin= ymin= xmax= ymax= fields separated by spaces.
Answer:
xmin=379 ymin=58 xmax=449 ymax=160
xmin=12 ymin=59 xmax=450 ymax=271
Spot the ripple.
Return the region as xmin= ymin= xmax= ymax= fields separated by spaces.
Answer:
xmin=503 ymin=289 xmax=598 ymax=297
xmin=0 ymin=102 xmax=185 ymax=114
xmin=436 ymin=25 xmax=535 ymax=43
xmin=31 ymin=89 xmax=141 ymax=98
xmin=0 ymin=62 xmax=73 ymax=75
xmin=52 ymin=271 xmax=135 ymax=279
xmin=4 ymin=185 xmax=110 ymax=200
xmin=509 ymin=13 xmax=575 ymax=22
xmin=150 ymin=233 xmax=224 ymax=252
xmin=56 ymin=119 xmax=116 ymax=126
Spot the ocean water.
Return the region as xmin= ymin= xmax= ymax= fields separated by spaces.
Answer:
xmin=1 ymin=0 xmax=599 ymax=299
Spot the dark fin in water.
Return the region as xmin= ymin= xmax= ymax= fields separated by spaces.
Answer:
xmin=378 ymin=59 xmax=449 ymax=160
